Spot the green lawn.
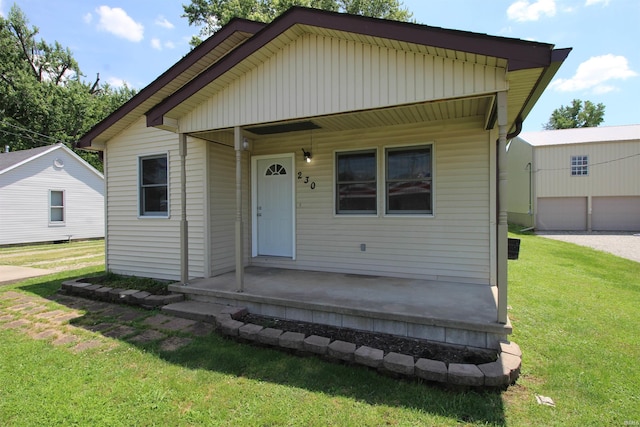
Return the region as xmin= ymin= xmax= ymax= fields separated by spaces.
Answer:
xmin=0 ymin=233 xmax=638 ymax=426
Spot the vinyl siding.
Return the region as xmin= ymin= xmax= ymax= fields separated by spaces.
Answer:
xmin=0 ymin=148 xmax=104 ymax=245
xmin=534 ymin=140 xmax=640 ymax=198
xmin=180 ymin=33 xmax=507 ymax=133
xmin=207 ymin=139 xmax=251 ymax=276
xmin=249 ymin=117 xmax=492 ymax=284
xmin=506 ymin=137 xmax=534 ymax=227
xmin=105 ymin=118 xmax=206 ymax=280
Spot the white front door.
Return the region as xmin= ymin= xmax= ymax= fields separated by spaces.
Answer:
xmin=255 ymin=156 xmax=294 ymax=257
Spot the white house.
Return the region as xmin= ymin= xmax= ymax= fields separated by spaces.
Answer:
xmin=0 ymin=143 xmax=104 ymax=245
xmin=508 ymin=125 xmax=640 ymax=231
xmin=77 ymin=7 xmax=569 ymax=349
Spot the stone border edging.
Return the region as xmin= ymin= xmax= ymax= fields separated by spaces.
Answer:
xmin=59 ymin=279 xmax=521 ymax=388
xmin=60 ymin=279 xmax=184 ymax=308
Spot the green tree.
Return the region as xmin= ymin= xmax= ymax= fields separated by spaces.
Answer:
xmin=543 ymin=99 xmax=605 ymax=130
xmin=183 ymin=0 xmax=412 ymax=46
xmin=0 ymin=5 xmax=136 ymax=171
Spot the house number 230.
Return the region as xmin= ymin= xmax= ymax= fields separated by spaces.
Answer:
xmin=297 ymin=172 xmax=316 ymax=190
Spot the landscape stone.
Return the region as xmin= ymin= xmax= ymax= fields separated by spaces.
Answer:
xmin=383 ymin=352 xmax=415 ymax=375
xmin=218 ymin=318 xmax=244 ymax=336
xmin=415 ymin=358 xmax=448 ymax=383
xmin=303 ymin=335 xmax=331 ymax=355
xmin=94 ymin=287 xmax=113 ymax=300
xmin=499 ymin=352 xmax=522 ymax=383
xmin=257 ymin=327 xmax=283 ymax=346
xmin=238 ymin=323 xmax=264 ymax=341
xmin=478 ymin=360 xmax=510 ymax=387
xmin=129 ymin=291 xmax=151 ymax=304
xmin=448 ymin=363 xmax=484 ymax=386
xmin=354 ymin=346 xmax=384 ymax=368
xmin=500 ymin=341 xmax=523 ymax=358
xmin=279 ymin=331 xmax=305 ymax=350
xmin=327 ymin=340 xmax=356 ymax=362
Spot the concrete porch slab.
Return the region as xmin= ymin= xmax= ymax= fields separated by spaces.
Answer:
xmin=170 ymin=266 xmax=512 ymax=349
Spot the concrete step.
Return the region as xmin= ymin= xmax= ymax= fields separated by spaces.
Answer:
xmin=161 ymin=300 xmax=247 ymax=323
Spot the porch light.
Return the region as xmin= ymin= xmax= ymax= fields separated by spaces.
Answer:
xmin=242 ymin=137 xmax=251 ymax=150
xmin=302 ymin=148 xmax=312 ymax=163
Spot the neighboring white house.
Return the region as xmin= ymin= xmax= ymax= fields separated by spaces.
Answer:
xmin=0 ymin=143 xmax=105 ymax=245
xmin=508 ymin=125 xmax=640 ymax=231
xmin=77 ymin=7 xmax=569 ymax=348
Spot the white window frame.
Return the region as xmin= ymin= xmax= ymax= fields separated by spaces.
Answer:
xmin=49 ymin=189 xmax=65 ymax=225
xmin=384 ymin=143 xmax=434 ymax=216
xmin=138 ymin=152 xmax=170 ymax=218
xmin=571 ymin=155 xmax=588 ymax=176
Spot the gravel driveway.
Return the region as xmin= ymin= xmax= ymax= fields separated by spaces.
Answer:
xmin=536 ymin=231 xmax=640 ymax=263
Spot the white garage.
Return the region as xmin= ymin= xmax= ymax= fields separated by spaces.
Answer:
xmin=592 ymin=196 xmax=640 ymax=231
xmin=536 ymin=197 xmax=587 ymax=231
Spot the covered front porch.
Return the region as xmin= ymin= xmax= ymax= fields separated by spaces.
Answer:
xmin=169 ymin=266 xmax=511 ymax=350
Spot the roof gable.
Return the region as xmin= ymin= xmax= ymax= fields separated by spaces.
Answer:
xmin=78 ymin=7 xmax=570 ymax=148
xmin=0 ymin=144 xmax=103 ymax=179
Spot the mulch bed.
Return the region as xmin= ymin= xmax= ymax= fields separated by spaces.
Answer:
xmin=242 ymin=314 xmax=497 ymax=364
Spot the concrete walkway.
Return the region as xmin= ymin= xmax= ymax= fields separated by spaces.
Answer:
xmin=0 ymin=265 xmax=56 ymax=286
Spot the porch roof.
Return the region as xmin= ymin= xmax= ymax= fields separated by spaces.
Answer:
xmin=78 ymin=7 xmax=570 ymax=149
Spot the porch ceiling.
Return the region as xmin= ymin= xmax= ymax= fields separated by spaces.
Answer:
xmin=190 ymin=96 xmax=494 ymax=142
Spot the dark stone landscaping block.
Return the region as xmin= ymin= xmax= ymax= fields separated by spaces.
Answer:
xmin=303 ymin=335 xmax=330 ymax=355
xmin=279 ymin=331 xmax=305 ymax=350
xmin=383 ymin=352 xmax=415 ymax=375
xmin=415 ymin=358 xmax=448 ymax=383
xmin=327 ymin=340 xmax=356 ymax=362
xmin=257 ymin=328 xmax=283 ymax=346
xmin=238 ymin=323 xmax=264 ymax=341
xmin=354 ymin=346 xmax=384 ymax=368
xmin=94 ymin=287 xmax=113 ymax=301
xmin=448 ymin=363 xmax=484 ymax=386
xmin=218 ymin=318 xmax=244 ymax=337
xmin=478 ymin=360 xmax=510 ymax=387
xmin=107 ymin=288 xmax=125 ymax=302
xmin=129 ymin=291 xmax=151 ymax=304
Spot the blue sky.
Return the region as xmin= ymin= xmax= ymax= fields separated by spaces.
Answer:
xmin=2 ymin=0 xmax=638 ymax=132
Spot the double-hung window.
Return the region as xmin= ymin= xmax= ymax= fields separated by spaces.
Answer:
xmin=336 ymin=150 xmax=377 ymax=214
xmin=139 ymin=154 xmax=168 ymax=217
xmin=49 ymin=190 xmax=65 ymax=224
xmin=386 ymin=145 xmax=432 ymax=214
xmin=571 ymin=155 xmax=588 ymax=176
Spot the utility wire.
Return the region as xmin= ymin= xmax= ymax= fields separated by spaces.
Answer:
xmin=534 ymin=152 xmax=640 ymax=172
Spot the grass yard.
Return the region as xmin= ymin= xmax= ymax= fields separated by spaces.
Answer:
xmin=0 ymin=233 xmax=638 ymax=426
xmin=0 ymin=240 xmax=104 ymax=271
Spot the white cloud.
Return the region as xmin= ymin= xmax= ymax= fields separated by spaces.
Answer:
xmin=586 ymin=0 xmax=610 ymax=5
xmin=151 ymin=38 xmax=162 ymax=50
xmin=83 ymin=13 xmax=92 ymax=24
xmin=507 ymin=0 xmax=556 ymax=22
xmin=0 ymin=0 xmax=4 ymax=17
xmin=107 ymin=76 xmax=129 ymax=88
xmin=155 ymin=15 xmax=174 ymax=29
xmin=95 ymin=6 xmax=144 ymax=42
xmin=550 ymin=54 xmax=638 ymax=93
xmin=164 ymin=41 xmax=175 ymax=49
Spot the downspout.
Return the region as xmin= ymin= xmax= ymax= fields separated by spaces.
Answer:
xmin=496 ymin=113 xmax=523 ymax=322
xmin=179 ymin=133 xmax=189 ymax=285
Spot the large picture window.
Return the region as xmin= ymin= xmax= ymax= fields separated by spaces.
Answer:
xmin=139 ymin=154 xmax=168 ymax=217
xmin=386 ymin=145 xmax=432 ymax=214
xmin=336 ymin=150 xmax=377 ymax=214
xmin=49 ymin=190 xmax=65 ymax=224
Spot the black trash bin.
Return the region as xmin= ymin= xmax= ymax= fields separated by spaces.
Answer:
xmin=508 ymin=238 xmax=521 ymax=260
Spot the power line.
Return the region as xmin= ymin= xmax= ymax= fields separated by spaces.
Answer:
xmin=534 ymin=152 xmax=640 ymax=172
xmin=0 ymin=119 xmax=65 ymax=145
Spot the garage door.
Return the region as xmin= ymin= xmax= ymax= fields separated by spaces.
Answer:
xmin=592 ymin=196 xmax=640 ymax=231
xmin=537 ymin=197 xmax=587 ymax=231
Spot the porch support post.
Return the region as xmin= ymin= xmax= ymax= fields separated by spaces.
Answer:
xmin=179 ymin=133 xmax=189 ymax=285
xmin=497 ymin=91 xmax=509 ymax=324
xmin=234 ymin=126 xmax=245 ymax=291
